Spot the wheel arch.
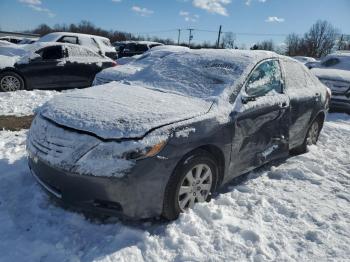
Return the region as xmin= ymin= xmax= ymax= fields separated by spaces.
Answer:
xmin=177 ymin=144 xmax=226 ymax=189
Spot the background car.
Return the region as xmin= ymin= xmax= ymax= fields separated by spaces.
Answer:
xmin=37 ymin=32 xmax=117 ymax=59
xmin=114 ymin=41 xmax=163 ymax=58
xmin=27 ymin=49 xmax=329 ymax=220
xmin=0 ymin=42 xmax=116 ymax=91
xmin=0 ymin=36 xmax=24 ymax=44
xmin=18 ymin=37 xmax=38 ymax=45
xmin=293 ymin=56 xmax=317 ymax=65
xmin=93 ymin=45 xmax=190 ymax=85
xmin=309 ymin=51 xmax=350 ymax=111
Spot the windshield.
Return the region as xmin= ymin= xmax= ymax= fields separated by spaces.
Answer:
xmin=123 ymin=50 xmax=252 ymax=99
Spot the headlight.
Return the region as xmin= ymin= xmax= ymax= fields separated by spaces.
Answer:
xmin=72 ymin=138 xmax=167 ymax=177
xmin=123 ymin=140 xmax=167 ymax=160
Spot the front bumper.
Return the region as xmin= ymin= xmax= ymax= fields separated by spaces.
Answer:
xmin=28 ymin=153 xmax=178 ymax=219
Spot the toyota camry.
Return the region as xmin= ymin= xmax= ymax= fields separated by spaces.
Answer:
xmin=27 ymin=49 xmax=330 ymax=220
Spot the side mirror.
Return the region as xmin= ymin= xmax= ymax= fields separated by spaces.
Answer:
xmin=241 ymin=95 xmax=256 ymax=104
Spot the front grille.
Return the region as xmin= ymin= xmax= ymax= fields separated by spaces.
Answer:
xmin=28 ymin=116 xmax=75 ymax=160
xmin=27 ymin=115 xmax=100 ymax=170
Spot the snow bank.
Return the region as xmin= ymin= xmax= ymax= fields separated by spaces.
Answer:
xmin=1 ymin=113 xmax=349 ymax=261
xmin=0 ymin=90 xmax=64 ymax=116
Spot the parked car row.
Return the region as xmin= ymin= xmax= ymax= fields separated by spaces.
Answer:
xmin=307 ymin=51 xmax=350 ymax=111
xmin=0 ymin=42 xmax=116 ymax=91
xmin=26 ymin=47 xmax=330 ymax=220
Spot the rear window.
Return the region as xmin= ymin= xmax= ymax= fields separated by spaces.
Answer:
xmin=58 ymin=36 xmax=79 ymax=45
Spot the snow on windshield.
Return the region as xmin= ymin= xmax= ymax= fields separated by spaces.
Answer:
xmin=124 ymin=50 xmax=254 ymax=99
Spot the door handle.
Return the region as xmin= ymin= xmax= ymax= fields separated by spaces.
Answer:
xmin=279 ymin=102 xmax=288 ymax=109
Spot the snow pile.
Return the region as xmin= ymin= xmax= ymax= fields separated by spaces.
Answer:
xmin=0 ymin=113 xmax=349 ymax=261
xmin=0 ymin=90 xmax=64 ymax=116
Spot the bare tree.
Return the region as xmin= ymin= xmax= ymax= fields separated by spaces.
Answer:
xmin=285 ymin=33 xmax=303 ymax=56
xmin=303 ymin=20 xmax=339 ymax=57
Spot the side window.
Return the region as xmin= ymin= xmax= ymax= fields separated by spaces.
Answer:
xmin=124 ymin=43 xmax=136 ymax=52
xmin=246 ymin=60 xmax=283 ymax=97
xmin=58 ymin=36 xmax=78 ymax=44
xmin=321 ymin=57 xmax=339 ymax=67
xmin=136 ymin=44 xmax=148 ymax=52
xmin=39 ymin=46 xmax=63 ymax=60
xmin=66 ymin=46 xmax=100 ymax=58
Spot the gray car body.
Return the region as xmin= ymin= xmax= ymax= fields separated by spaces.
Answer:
xmin=27 ymin=52 xmax=328 ymax=219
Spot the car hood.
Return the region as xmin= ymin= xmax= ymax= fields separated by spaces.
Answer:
xmin=40 ymin=82 xmax=212 ymax=140
xmin=311 ymin=68 xmax=350 ymax=83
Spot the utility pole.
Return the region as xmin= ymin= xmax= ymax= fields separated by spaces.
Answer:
xmin=177 ymin=29 xmax=181 ymax=45
xmin=188 ymin=28 xmax=194 ymax=48
xmin=216 ymin=25 xmax=222 ymax=48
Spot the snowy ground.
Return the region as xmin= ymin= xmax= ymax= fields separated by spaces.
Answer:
xmin=0 ymin=90 xmax=71 ymax=116
xmin=0 ymin=113 xmax=349 ymax=262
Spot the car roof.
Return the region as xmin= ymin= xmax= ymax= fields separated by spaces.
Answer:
xmin=39 ymin=32 xmax=110 ymax=41
xmin=113 ymin=40 xmax=164 ymax=46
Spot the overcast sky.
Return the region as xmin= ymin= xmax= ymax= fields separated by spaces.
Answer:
xmin=1 ymin=0 xmax=349 ymax=46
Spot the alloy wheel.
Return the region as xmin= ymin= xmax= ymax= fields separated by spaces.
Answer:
xmin=0 ymin=75 xmax=21 ymax=91
xmin=178 ymin=164 xmax=213 ymax=211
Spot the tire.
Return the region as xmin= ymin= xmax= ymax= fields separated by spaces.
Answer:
xmin=0 ymin=71 xmax=25 ymax=92
xmin=162 ymin=149 xmax=218 ymax=220
xmin=291 ymin=117 xmax=322 ymax=155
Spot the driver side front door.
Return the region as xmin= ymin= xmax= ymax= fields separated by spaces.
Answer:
xmin=229 ymin=59 xmax=290 ymax=177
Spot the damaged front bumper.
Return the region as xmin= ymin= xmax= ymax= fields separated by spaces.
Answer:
xmin=28 ymin=152 xmax=178 ymax=219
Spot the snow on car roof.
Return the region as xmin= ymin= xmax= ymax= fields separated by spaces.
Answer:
xmin=113 ymin=40 xmax=163 ymax=46
xmin=102 ymin=48 xmax=279 ymax=100
xmin=38 ymin=32 xmax=110 ymax=42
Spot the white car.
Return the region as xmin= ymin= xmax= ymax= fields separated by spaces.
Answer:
xmin=293 ymin=56 xmax=317 ymax=65
xmin=93 ymin=45 xmax=190 ymax=85
xmin=310 ymin=51 xmax=350 ymax=111
xmin=37 ymin=32 xmax=117 ymax=59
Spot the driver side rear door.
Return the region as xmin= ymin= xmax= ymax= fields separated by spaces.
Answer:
xmin=229 ymin=59 xmax=290 ymax=177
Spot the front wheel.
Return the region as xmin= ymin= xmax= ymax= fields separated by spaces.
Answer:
xmin=0 ymin=71 xmax=25 ymax=92
xmin=162 ymin=150 xmax=218 ymax=220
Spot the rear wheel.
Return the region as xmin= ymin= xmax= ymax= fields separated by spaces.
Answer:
xmin=291 ymin=118 xmax=322 ymax=154
xmin=162 ymin=150 xmax=218 ymax=220
xmin=0 ymin=72 xmax=25 ymax=92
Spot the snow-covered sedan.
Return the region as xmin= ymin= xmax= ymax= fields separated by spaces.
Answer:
xmin=309 ymin=51 xmax=350 ymax=111
xmin=0 ymin=42 xmax=116 ymax=91
xmin=27 ymin=49 xmax=329 ymax=220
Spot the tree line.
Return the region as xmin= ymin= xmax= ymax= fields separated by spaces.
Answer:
xmin=25 ymin=20 xmax=349 ymax=58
